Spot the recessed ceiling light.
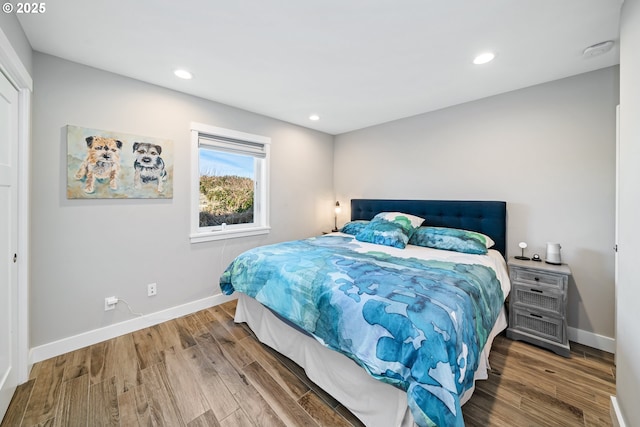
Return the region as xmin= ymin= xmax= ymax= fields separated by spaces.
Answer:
xmin=582 ymin=41 xmax=615 ymax=58
xmin=174 ymin=69 xmax=193 ymax=79
xmin=309 ymin=114 xmax=320 ymax=121
xmin=473 ymin=52 xmax=496 ymax=65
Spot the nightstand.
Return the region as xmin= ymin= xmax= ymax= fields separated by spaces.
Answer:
xmin=506 ymin=257 xmax=572 ymax=357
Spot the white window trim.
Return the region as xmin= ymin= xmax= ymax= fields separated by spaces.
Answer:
xmin=190 ymin=122 xmax=270 ymax=243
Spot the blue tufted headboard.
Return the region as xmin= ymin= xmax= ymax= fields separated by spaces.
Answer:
xmin=350 ymin=199 xmax=507 ymax=257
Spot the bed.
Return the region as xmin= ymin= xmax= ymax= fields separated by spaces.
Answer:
xmin=220 ymin=199 xmax=510 ymax=427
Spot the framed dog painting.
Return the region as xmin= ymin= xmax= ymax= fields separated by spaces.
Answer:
xmin=66 ymin=125 xmax=173 ymax=199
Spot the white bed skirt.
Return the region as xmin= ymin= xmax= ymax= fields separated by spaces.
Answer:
xmin=235 ymin=293 xmax=508 ymax=427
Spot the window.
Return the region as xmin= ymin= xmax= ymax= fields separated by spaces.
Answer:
xmin=190 ymin=122 xmax=270 ymax=243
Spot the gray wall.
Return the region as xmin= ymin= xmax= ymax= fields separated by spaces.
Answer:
xmin=0 ymin=12 xmax=31 ymax=75
xmin=335 ymin=66 xmax=619 ymax=340
xmin=617 ymin=1 xmax=640 ymax=424
xmin=30 ymin=53 xmax=334 ymax=347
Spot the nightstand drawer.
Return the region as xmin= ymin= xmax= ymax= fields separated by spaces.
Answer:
xmin=511 ymin=283 xmax=564 ymax=315
xmin=511 ymin=307 xmax=564 ymax=343
xmin=512 ymin=268 xmax=565 ymax=289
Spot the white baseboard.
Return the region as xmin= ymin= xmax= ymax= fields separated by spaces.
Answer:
xmin=28 ymin=297 xmax=616 ymax=365
xmin=29 ymin=293 xmax=237 ymax=365
xmin=610 ymin=396 xmax=626 ymax=427
xmin=567 ymin=326 xmax=615 ymax=354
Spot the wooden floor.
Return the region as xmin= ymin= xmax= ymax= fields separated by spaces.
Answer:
xmin=2 ymin=300 xmax=615 ymax=427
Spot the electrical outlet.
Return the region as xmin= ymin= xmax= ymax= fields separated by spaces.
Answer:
xmin=147 ymin=283 xmax=157 ymax=297
xmin=105 ymin=296 xmax=118 ymax=311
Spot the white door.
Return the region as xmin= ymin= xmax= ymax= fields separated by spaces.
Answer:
xmin=614 ymin=104 xmax=620 ymax=364
xmin=0 ymin=69 xmax=19 ymax=419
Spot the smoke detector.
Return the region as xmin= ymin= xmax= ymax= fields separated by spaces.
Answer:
xmin=582 ymin=41 xmax=615 ymax=58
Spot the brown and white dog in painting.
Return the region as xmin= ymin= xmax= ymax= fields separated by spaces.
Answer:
xmin=133 ymin=142 xmax=167 ymax=192
xmin=74 ymin=136 xmax=123 ymax=193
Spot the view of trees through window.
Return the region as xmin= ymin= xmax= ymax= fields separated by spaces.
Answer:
xmin=199 ymin=148 xmax=255 ymax=227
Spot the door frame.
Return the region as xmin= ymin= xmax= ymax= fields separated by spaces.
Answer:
xmin=0 ymin=27 xmax=32 ymax=383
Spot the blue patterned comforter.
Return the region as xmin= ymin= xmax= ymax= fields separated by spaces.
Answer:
xmin=220 ymin=235 xmax=505 ymax=427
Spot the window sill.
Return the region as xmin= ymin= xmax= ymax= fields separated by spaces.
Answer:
xmin=190 ymin=226 xmax=270 ymax=243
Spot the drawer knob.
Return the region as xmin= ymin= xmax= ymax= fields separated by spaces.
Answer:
xmin=534 ymin=277 xmax=540 ymax=281
xmin=530 ymin=313 xmax=543 ymax=319
xmin=530 ymin=288 xmax=543 ymax=293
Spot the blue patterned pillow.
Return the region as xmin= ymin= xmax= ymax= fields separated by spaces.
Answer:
xmin=408 ymin=226 xmax=494 ymax=254
xmin=340 ymin=220 xmax=370 ymax=235
xmin=355 ymin=212 xmax=424 ymax=249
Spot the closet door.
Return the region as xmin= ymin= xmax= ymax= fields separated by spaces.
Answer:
xmin=0 ymin=68 xmax=19 ymax=419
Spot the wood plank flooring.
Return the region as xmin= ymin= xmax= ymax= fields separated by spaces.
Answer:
xmin=2 ymin=300 xmax=616 ymax=426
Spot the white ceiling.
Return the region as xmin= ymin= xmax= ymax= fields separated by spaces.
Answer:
xmin=17 ymin=0 xmax=622 ymax=135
